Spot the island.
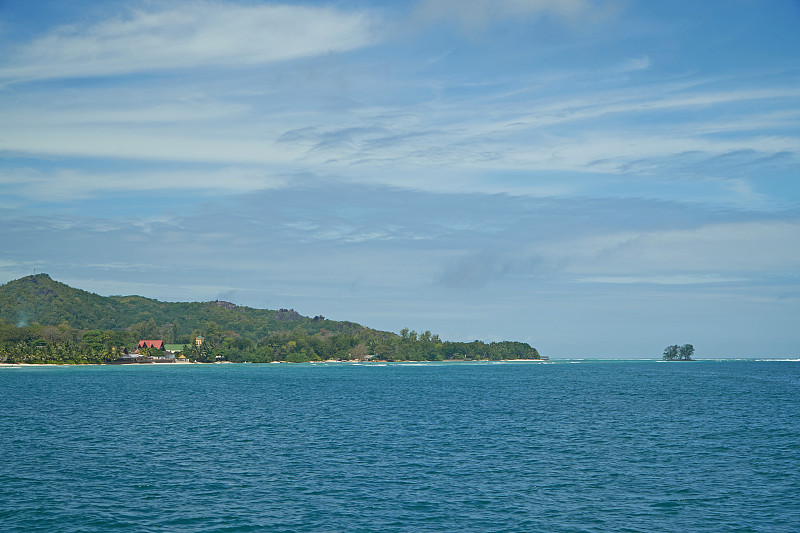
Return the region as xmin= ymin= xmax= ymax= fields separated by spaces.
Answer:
xmin=0 ymin=274 xmax=542 ymax=365
xmin=662 ymin=344 xmax=695 ymax=361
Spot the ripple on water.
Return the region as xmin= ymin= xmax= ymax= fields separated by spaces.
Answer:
xmin=1 ymin=361 xmax=799 ymax=532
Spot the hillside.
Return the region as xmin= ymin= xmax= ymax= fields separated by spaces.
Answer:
xmin=0 ymin=274 xmax=541 ymax=364
xmin=0 ymin=273 xmax=367 ymax=342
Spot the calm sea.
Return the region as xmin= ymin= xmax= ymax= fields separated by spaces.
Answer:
xmin=1 ymin=360 xmax=799 ymax=532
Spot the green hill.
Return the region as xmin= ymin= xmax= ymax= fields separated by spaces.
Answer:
xmin=0 ymin=274 xmax=541 ymax=364
xmin=0 ymin=273 xmax=364 ymax=341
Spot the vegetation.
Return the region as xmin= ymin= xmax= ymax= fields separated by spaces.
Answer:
xmin=0 ymin=321 xmax=132 ymax=364
xmin=0 ymin=274 xmax=362 ymax=341
xmin=663 ymin=344 xmax=695 ymax=361
xmin=0 ymin=274 xmax=541 ymax=364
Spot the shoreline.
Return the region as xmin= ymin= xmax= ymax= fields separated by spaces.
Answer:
xmin=3 ymin=358 xmax=796 ymax=368
xmin=0 ymin=359 xmax=547 ymax=367
xmin=0 ymin=362 xmax=106 ymax=367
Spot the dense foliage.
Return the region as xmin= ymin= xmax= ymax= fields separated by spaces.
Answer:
xmin=183 ymin=325 xmax=540 ymax=363
xmin=0 ymin=274 xmax=361 ymax=341
xmin=0 ymin=274 xmax=541 ymax=364
xmin=0 ymin=321 xmax=132 ymax=364
xmin=663 ymin=344 xmax=695 ymax=360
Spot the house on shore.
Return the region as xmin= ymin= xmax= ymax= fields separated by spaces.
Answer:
xmin=109 ymin=340 xmax=189 ymax=364
xmin=108 ymin=354 xmax=155 ymax=364
xmin=138 ymin=340 xmax=164 ymax=350
xmin=135 ymin=339 xmax=174 ymax=362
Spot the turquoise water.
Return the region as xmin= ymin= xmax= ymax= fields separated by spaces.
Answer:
xmin=1 ymin=360 xmax=799 ymax=532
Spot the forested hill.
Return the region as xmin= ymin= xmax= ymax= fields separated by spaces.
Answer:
xmin=0 ymin=273 xmax=364 ymax=341
xmin=0 ymin=274 xmax=541 ymax=364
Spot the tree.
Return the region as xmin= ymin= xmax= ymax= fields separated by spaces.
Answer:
xmin=131 ymin=318 xmax=158 ymax=340
xmin=41 ymin=325 xmax=66 ymax=343
xmin=139 ymin=346 xmax=164 ymax=357
xmin=663 ymin=345 xmax=679 ymax=360
xmin=81 ymin=330 xmax=106 ymax=352
xmin=204 ymin=321 xmax=221 ymax=344
xmin=679 ymin=344 xmax=695 ymax=360
xmin=663 ymin=344 xmax=694 ymax=360
xmin=350 ymin=343 xmax=369 ymax=360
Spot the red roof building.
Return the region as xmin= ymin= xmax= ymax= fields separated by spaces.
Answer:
xmin=138 ymin=340 xmax=164 ymax=350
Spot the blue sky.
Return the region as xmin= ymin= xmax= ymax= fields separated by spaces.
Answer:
xmin=1 ymin=0 xmax=799 ymax=357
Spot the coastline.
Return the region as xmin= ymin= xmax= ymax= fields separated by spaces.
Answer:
xmin=0 ymin=362 xmax=104 ymax=367
xmin=3 ymin=358 xmax=797 ymax=368
xmin=0 ymin=357 xmax=549 ymax=367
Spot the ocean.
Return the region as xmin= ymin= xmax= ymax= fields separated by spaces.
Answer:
xmin=1 ymin=360 xmax=799 ymax=532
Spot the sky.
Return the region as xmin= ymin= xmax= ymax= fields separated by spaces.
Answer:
xmin=1 ymin=0 xmax=799 ymax=357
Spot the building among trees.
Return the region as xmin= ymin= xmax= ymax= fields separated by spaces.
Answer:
xmin=137 ymin=340 xmax=164 ymax=350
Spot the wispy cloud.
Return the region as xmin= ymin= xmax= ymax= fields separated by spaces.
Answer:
xmin=435 ymin=250 xmax=553 ymax=288
xmin=2 ymin=4 xmax=797 ymax=202
xmin=3 ymin=100 xmax=250 ymax=126
xmin=2 ymin=76 xmax=796 ymax=202
xmin=0 ymin=2 xmax=375 ymax=83
xmin=413 ymin=0 xmax=611 ymax=31
xmin=0 ymin=167 xmax=287 ymax=201
xmin=576 ymin=275 xmax=744 ymax=285
xmin=542 ymin=220 xmax=800 ymax=277
xmin=426 ymin=212 xmax=800 ymax=289
xmin=618 ymin=55 xmax=651 ymax=72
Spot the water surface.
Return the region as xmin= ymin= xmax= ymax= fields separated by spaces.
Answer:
xmin=2 ymin=360 xmax=798 ymax=532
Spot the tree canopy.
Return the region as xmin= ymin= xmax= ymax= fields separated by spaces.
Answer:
xmin=663 ymin=344 xmax=694 ymax=360
xmin=0 ymin=274 xmax=542 ymax=364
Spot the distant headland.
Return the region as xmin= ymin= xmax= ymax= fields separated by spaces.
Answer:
xmin=0 ymin=274 xmax=542 ymax=365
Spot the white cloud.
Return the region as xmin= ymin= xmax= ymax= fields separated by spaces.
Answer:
xmin=544 ymin=220 xmax=800 ymax=276
xmin=2 ymin=101 xmax=250 ymax=126
xmin=264 ymin=81 xmax=800 ymax=180
xmin=2 ymin=75 xmax=797 ymax=197
xmin=2 ymin=124 xmax=308 ymax=164
xmin=0 ymin=3 xmax=797 ymax=202
xmin=463 ymin=86 xmax=800 ymax=141
xmin=0 ymin=167 xmax=287 ymax=201
xmin=0 ymin=2 xmax=375 ymax=83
